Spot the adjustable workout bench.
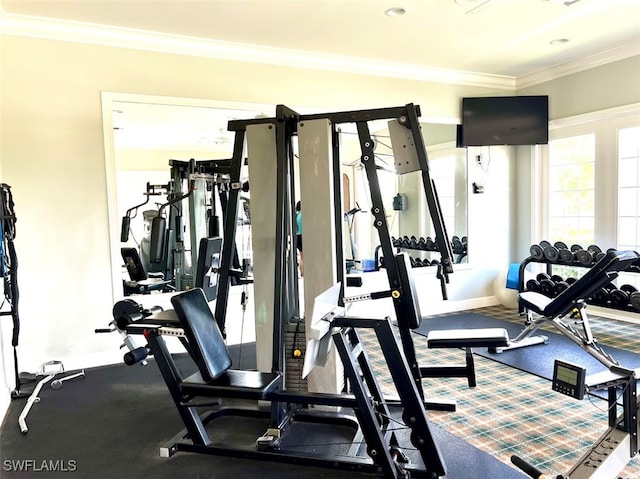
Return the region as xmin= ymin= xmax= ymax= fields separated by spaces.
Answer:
xmin=497 ymin=249 xmax=639 ymax=369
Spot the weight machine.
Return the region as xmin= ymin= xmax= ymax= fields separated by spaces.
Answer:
xmin=120 ymin=158 xmax=245 ymax=295
xmin=118 ymin=103 xmax=516 ymax=479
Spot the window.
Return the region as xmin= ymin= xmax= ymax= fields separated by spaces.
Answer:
xmin=547 ymin=134 xmax=595 ymax=246
xmin=542 ymin=108 xmax=640 ymax=289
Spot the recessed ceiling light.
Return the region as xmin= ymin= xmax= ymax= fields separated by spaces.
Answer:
xmin=550 ymin=38 xmax=570 ymax=45
xmin=385 ymin=7 xmax=406 ymax=17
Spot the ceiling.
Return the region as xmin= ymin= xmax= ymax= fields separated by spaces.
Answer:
xmin=2 ymin=0 xmax=640 ymax=81
xmin=3 ymin=0 xmax=639 ymax=152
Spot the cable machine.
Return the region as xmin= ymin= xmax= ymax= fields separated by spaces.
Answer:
xmin=119 ymin=158 xmax=243 ymax=294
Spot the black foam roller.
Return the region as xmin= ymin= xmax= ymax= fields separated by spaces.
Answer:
xmin=124 ymin=347 xmax=148 ymax=366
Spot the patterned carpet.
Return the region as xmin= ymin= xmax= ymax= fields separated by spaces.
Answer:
xmin=360 ymin=305 xmax=640 ymax=479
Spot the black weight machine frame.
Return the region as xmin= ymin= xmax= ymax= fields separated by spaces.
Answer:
xmin=123 ymin=157 xmax=244 ymax=293
xmin=215 ymin=104 xmax=456 ymax=388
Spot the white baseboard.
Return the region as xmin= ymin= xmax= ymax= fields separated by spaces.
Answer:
xmin=421 ymin=296 xmax=500 ymax=316
xmin=589 ymin=306 xmax=640 ymax=325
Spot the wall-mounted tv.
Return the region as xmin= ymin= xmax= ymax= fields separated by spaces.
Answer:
xmin=460 ymin=95 xmax=549 ymax=147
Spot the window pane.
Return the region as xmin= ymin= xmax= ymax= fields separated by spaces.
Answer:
xmin=548 ymin=134 xmax=595 ymax=244
xmin=617 ymin=126 xmax=640 ymax=251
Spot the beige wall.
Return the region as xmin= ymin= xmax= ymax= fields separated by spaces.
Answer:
xmin=3 ymin=32 xmax=637 ymax=409
xmin=518 ymin=55 xmax=640 ymax=119
xmin=0 ymin=35 xmax=506 ymax=395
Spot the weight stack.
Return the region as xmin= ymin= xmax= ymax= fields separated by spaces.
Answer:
xmin=284 ymin=320 xmax=308 ymax=392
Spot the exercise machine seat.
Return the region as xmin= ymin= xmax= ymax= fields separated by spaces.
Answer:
xmin=121 ymin=247 xmax=172 ymax=294
xmin=170 ymin=288 xmax=282 ymax=398
xmin=426 ymin=328 xmax=509 ymax=348
xmin=181 ymin=369 xmax=281 ymax=400
xmin=519 ymin=249 xmax=639 ymax=318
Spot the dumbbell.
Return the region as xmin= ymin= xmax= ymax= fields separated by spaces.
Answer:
xmin=526 ymin=279 xmax=541 ymax=292
xmin=530 ymin=242 xmax=546 ymax=261
xmin=590 ymin=282 xmax=616 ymax=305
xmin=418 ymin=237 xmax=427 ymax=250
xmin=537 ymin=273 xmax=557 ymax=297
xmin=553 ymin=242 xmax=574 ymax=264
xmin=391 ymin=236 xmax=399 ymax=247
xmin=543 ymin=243 xmax=560 ymax=262
xmin=410 ymin=236 xmax=419 ymax=249
xmin=452 ymin=237 xmax=464 ymax=254
xmin=610 ymin=284 xmax=638 ymax=309
xmin=555 ymin=279 xmax=570 ymax=295
xmin=550 ymin=274 xmax=570 ymax=296
xmin=575 ymin=245 xmax=602 ymax=266
xmin=630 ymin=291 xmax=640 ymax=311
xmin=425 ymin=237 xmax=436 ymax=250
xmin=402 ymin=236 xmax=411 ymax=248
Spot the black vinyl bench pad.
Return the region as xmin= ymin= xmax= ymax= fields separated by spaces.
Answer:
xmin=518 ymin=291 xmax=553 ymax=316
xmin=426 ymin=328 xmax=509 ymax=348
xmin=181 ymin=369 xmax=282 ymax=401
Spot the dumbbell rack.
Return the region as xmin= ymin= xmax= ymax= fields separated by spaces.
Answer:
xmin=519 ymin=243 xmax=640 ymax=315
xmin=390 ymin=235 xmax=467 ymax=268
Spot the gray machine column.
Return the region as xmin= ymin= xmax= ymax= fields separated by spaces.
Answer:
xmin=298 ymin=119 xmax=343 ymax=394
xmin=246 ymin=123 xmax=278 ymax=373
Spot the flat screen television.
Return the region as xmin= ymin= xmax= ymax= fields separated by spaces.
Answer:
xmin=460 ymin=95 xmax=549 ymax=146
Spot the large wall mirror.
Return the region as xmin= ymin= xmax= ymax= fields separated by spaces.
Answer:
xmin=344 ymin=121 xmax=468 ymax=268
xmin=102 ymin=93 xmax=273 ymax=301
xmin=400 ymin=122 xmax=468 ymax=264
xmin=103 ymin=97 xmax=468 ymax=304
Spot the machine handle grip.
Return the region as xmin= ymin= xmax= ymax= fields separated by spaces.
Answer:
xmin=120 ymin=216 xmax=131 ymax=242
xmin=510 ymin=455 xmax=547 ymax=479
xmin=149 ymin=216 xmax=167 ymax=263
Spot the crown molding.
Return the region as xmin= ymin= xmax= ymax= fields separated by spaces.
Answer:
xmin=516 ymin=42 xmax=640 ymax=90
xmin=0 ymin=10 xmax=516 ymax=90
